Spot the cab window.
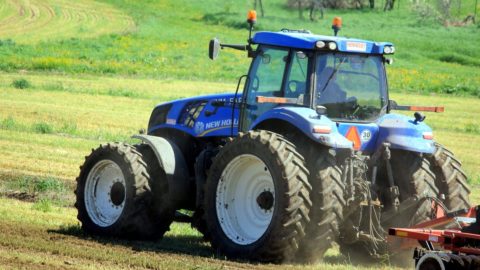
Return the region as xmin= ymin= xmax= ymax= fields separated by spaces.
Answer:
xmin=240 ymin=47 xmax=311 ymax=131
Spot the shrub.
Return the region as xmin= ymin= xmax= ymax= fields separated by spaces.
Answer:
xmin=465 ymin=123 xmax=480 ymax=134
xmin=59 ymin=122 xmax=77 ymax=134
xmin=0 ymin=116 xmax=16 ymax=130
xmin=107 ymin=88 xmax=140 ymax=98
xmin=33 ymin=122 xmax=54 ymax=134
xmin=12 ymin=78 xmax=31 ymax=89
xmin=32 ymin=198 xmax=53 ymax=212
xmin=35 ymin=177 xmax=65 ymax=193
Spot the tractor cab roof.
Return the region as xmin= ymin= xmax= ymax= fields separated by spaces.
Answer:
xmin=251 ymin=30 xmax=394 ymax=55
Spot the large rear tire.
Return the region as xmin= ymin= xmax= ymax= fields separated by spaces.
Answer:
xmin=390 ymin=150 xmax=440 ymax=226
xmin=295 ymin=147 xmax=344 ymax=263
xmin=204 ymin=130 xmax=311 ymax=262
xmin=75 ymin=143 xmax=174 ymax=239
xmin=428 ymin=143 xmax=471 ymax=211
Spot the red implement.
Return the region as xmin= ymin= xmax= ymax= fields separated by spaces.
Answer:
xmin=389 ymin=206 xmax=480 ymax=269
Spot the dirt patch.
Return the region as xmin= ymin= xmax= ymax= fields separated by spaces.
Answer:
xmin=1 ymin=191 xmax=36 ymax=202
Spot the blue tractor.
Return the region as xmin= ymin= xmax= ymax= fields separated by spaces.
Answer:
xmin=75 ymin=13 xmax=471 ymax=263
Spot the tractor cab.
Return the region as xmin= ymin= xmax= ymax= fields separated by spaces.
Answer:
xmin=210 ymin=27 xmax=395 ymax=153
xmin=239 ymin=31 xmax=393 ymax=132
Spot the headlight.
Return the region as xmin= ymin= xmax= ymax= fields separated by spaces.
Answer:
xmin=316 ymin=41 xmax=326 ymax=49
xmin=328 ymin=42 xmax=337 ymax=50
xmin=384 ymin=46 xmax=395 ymax=54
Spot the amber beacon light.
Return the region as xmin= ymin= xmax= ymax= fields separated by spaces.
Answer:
xmin=247 ymin=10 xmax=257 ymax=42
xmin=247 ymin=10 xmax=257 ymax=24
xmin=332 ymin=17 xmax=342 ymax=36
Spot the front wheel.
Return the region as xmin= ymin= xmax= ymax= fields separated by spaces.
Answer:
xmin=75 ymin=143 xmax=173 ymax=239
xmin=204 ymin=130 xmax=311 ymax=262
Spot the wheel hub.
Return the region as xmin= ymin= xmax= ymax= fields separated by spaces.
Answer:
xmin=110 ymin=181 xmax=125 ymax=206
xmin=256 ymin=190 xmax=274 ymax=211
xmin=216 ymin=154 xmax=275 ymax=245
xmin=84 ymin=160 xmax=126 ymax=227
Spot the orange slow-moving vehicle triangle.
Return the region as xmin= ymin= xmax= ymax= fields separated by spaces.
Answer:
xmin=345 ymin=126 xmax=361 ymax=150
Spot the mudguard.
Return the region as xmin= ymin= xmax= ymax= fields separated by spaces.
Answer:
xmin=251 ymin=106 xmax=353 ymax=149
xmin=376 ymin=114 xmax=435 ymax=154
xmin=132 ymin=134 xmax=191 ymax=208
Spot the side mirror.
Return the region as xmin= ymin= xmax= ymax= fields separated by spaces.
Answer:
xmin=315 ymin=105 xmax=327 ymax=116
xmin=384 ymin=57 xmax=393 ymax=65
xmin=209 ymin=38 xmax=220 ymax=60
xmin=388 ymin=99 xmax=398 ymax=110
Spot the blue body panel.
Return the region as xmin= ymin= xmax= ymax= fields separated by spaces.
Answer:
xmin=148 ymin=93 xmax=434 ymax=154
xmin=252 ymin=31 xmax=392 ymax=54
xmin=375 ymin=114 xmax=435 ymax=154
xmin=148 ymin=93 xmax=240 ymax=137
xmin=251 ymin=107 xmax=352 ymax=149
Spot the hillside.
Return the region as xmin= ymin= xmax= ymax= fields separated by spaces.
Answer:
xmin=0 ymin=0 xmax=479 ymax=96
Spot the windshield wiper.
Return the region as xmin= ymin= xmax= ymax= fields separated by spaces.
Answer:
xmin=318 ymin=57 xmax=347 ymax=96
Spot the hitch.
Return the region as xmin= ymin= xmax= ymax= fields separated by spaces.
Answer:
xmin=369 ymin=142 xmax=400 ymax=212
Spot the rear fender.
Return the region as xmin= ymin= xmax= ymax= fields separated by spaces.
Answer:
xmin=376 ymin=114 xmax=435 ymax=154
xmin=251 ymin=107 xmax=352 ymax=149
xmin=132 ymin=134 xmax=191 ymax=209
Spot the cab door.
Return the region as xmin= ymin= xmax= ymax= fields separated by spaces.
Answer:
xmin=239 ymin=46 xmax=310 ymax=132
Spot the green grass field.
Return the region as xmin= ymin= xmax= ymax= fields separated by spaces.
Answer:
xmin=0 ymin=0 xmax=479 ymax=269
xmin=0 ymin=0 xmax=134 ymax=43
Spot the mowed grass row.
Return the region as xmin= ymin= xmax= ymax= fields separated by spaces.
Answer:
xmin=0 ymin=0 xmax=134 ymax=43
xmin=0 ymin=197 xmax=405 ymax=270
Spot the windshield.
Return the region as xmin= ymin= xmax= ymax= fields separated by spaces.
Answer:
xmin=315 ymin=53 xmax=387 ymax=121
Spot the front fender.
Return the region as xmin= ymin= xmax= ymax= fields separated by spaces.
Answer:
xmin=251 ymin=107 xmax=353 ymax=149
xmin=132 ymin=134 xmax=191 ymax=208
xmin=376 ymin=114 xmax=435 ymax=154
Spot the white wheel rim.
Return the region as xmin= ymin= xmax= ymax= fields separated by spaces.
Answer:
xmin=216 ymin=154 xmax=275 ymax=245
xmin=85 ymin=160 xmax=126 ymax=227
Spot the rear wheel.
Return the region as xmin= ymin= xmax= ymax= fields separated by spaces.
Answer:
xmin=390 ymin=150 xmax=440 ymax=226
xmin=205 ymin=130 xmax=311 ymax=262
xmin=428 ymin=143 xmax=471 ymax=211
xmin=295 ymin=147 xmax=345 ymax=263
xmin=75 ymin=143 xmax=173 ymax=239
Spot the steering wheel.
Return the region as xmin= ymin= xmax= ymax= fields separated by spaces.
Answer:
xmin=285 ymin=80 xmax=301 ymax=97
xmin=345 ymin=96 xmax=359 ymax=111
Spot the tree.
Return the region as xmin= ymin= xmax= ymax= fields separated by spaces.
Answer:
xmin=384 ymin=0 xmax=396 ymax=11
xmin=295 ymin=0 xmax=325 ymax=20
xmin=309 ymin=0 xmax=325 ymax=20
xmin=254 ymin=0 xmax=265 ymax=17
